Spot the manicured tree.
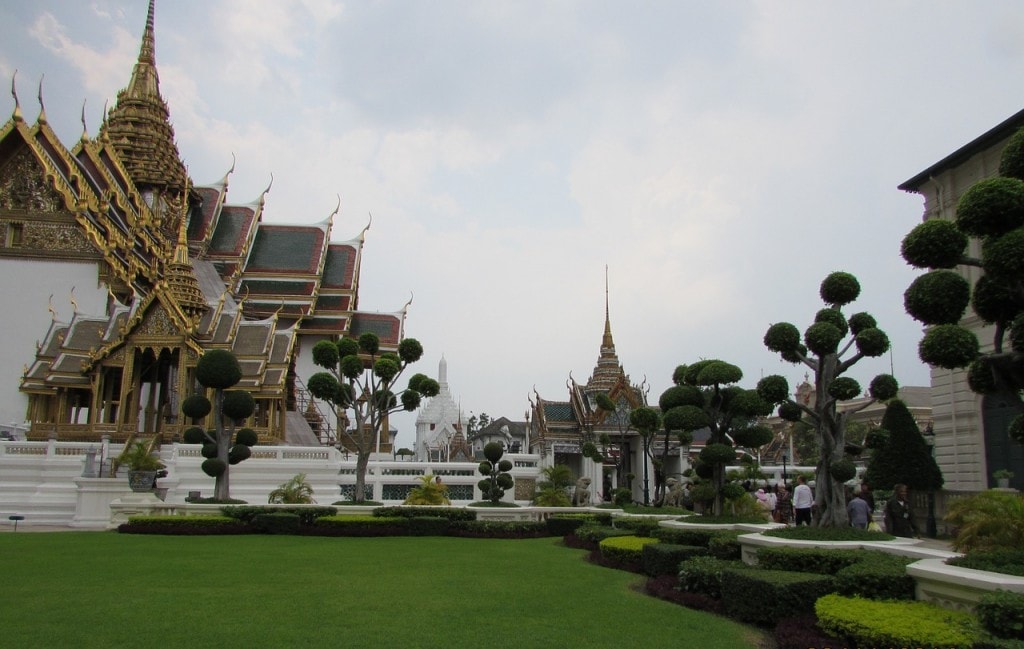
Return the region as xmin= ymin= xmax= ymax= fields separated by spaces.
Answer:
xmin=758 ymin=272 xmax=899 ymax=527
xmin=864 ymin=399 xmax=943 ymax=493
xmin=307 ymin=333 xmax=439 ymax=503
xmin=900 ymin=128 xmax=1024 ymax=451
xmin=477 ymin=441 xmax=514 ymax=504
xmin=594 ymin=392 xmax=634 ymax=490
xmin=180 ymin=349 xmax=257 ymax=501
xmin=629 ymin=406 xmax=661 ymax=506
xmin=663 ymin=361 xmax=773 ymax=516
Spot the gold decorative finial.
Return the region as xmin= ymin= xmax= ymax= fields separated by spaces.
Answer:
xmin=80 ymin=99 xmax=89 ymax=140
xmin=11 ymin=70 xmax=22 ymax=122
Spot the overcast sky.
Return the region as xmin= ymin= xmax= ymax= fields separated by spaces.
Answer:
xmin=3 ymin=1 xmax=1023 ymax=447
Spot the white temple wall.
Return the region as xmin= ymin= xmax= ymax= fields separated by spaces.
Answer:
xmin=0 ymin=258 xmax=107 ymax=436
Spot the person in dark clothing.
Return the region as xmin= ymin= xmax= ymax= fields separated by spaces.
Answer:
xmin=883 ymin=483 xmax=918 ymax=538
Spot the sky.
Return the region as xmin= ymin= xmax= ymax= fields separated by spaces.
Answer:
xmin=2 ymin=1 xmax=1023 ymax=448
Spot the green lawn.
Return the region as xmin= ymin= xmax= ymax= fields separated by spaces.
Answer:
xmin=0 ymin=532 xmax=765 ymax=649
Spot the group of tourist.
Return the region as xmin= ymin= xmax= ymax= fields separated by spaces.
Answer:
xmin=751 ymin=478 xmax=919 ymax=537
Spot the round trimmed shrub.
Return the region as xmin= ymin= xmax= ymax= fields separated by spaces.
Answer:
xmin=478 ymin=461 xmax=492 ymax=475
xmin=340 ymin=355 xmax=365 ymax=379
xmin=757 ymin=374 xmax=789 ymax=404
xmin=955 ymin=176 xmax=1024 ymax=237
xmin=999 ymin=126 xmax=1024 ymax=179
xmin=815 ymin=308 xmax=849 ymax=336
xmin=700 ymin=443 xmax=736 ymax=465
xmin=778 ymin=401 xmax=803 ymax=422
xmin=181 ymin=394 xmax=211 ymax=419
xmin=868 ymin=374 xmax=899 ymax=401
xmin=357 ymin=332 xmax=380 ymax=355
xmin=235 ymin=428 xmax=258 ymax=447
xmin=847 ymin=311 xmax=877 ymax=336
xmin=227 ymin=444 xmax=251 ymax=465
xmin=721 ymin=482 xmax=746 ymax=500
xmin=659 ymin=384 xmax=704 ymax=410
xmin=820 ymin=271 xmax=860 ymax=306
xmin=498 ymin=460 xmax=513 ymax=472
xmin=967 ymin=359 xmax=998 ymax=394
xmin=663 ymin=405 xmax=709 ymax=432
xmin=731 ymin=425 xmax=774 ymax=448
xmin=804 ymin=322 xmax=843 ymax=356
xmin=982 ymin=227 xmax=1024 ymax=281
xmin=694 ymin=461 xmax=714 ymax=480
xmin=695 ymin=361 xmax=742 ymax=386
xmin=477 ymin=479 xmax=492 ymax=492
xmin=182 ymin=426 xmax=206 ymax=444
xmin=828 ymin=377 xmax=861 ymax=401
xmin=337 ymin=337 xmax=360 ymax=358
xmin=201 ymin=458 xmax=227 ymax=477
xmin=900 ymin=218 xmax=968 ymax=269
xmin=222 ymin=390 xmax=255 ymax=420
xmin=903 ymin=269 xmax=971 ymax=325
xmin=918 ymin=325 xmax=979 ymax=369
xmin=311 ymin=340 xmax=340 ymax=368
xmin=195 ymin=349 xmax=242 ymax=390
xmin=398 ymin=338 xmax=424 ymax=363
xmin=496 ymin=473 xmax=514 ymax=489
xmin=201 ymin=443 xmax=219 ymax=459
xmin=483 ymin=442 xmax=503 ymax=463
xmin=971 ymin=275 xmax=1020 ymax=325
xmin=764 ymin=322 xmax=801 ymax=354
xmin=855 ymin=328 xmax=890 ymax=357
xmin=830 ymin=459 xmax=857 ymax=483
xmin=373 ymin=357 xmax=399 ymax=381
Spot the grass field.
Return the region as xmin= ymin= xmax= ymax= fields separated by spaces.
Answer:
xmin=0 ymin=532 xmax=766 ymax=649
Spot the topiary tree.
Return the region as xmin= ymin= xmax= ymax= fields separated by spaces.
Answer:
xmin=900 ymin=128 xmax=1024 ymax=460
xmin=661 ymin=360 xmax=773 ymax=516
xmin=180 ymin=349 xmax=257 ymax=501
xmin=307 ymin=333 xmax=439 ymax=503
xmin=477 ymin=441 xmax=514 ymax=504
xmin=629 ymin=405 xmax=662 ymax=505
xmin=758 ymin=272 xmax=900 ymax=527
xmin=864 ymin=399 xmax=943 ymax=494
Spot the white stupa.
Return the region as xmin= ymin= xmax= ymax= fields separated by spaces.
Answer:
xmin=414 ymin=356 xmax=469 ymax=461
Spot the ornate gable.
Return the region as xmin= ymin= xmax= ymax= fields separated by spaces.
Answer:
xmin=0 ymin=145 xmax=67 ymax=213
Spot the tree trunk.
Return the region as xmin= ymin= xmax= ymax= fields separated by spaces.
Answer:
xmin=353 ymin=451 xmax=370 ymax=503
xmin=213 ymin=390 xmax=230 ymax=501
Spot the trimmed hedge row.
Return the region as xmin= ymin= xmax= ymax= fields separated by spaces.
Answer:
xmin=642 ymin=543 xmax=708 ymax=577
xmin=722 ymin=567 xmax=835 ymax=626
xmin=816 ymin=593 xmax=979 ymax=649
xmin=118 ymin=515 xmax=247 ymax=535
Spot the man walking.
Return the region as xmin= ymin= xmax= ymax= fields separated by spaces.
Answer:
xmin=847 ymin=492 xmax=871 ymax=529
xmin=883 ymin=483 xmax=919 ymax=538
xmin=793 ymin=475 xmax=813 ymax=526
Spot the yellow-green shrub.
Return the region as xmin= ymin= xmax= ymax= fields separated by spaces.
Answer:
xmin=815 ymin=594 xmax=979 ymax=649
xmin=599 ymin=535 xmax=658 ymax=564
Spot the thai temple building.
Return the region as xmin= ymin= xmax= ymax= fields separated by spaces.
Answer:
xmin=529 ymin=279 xmax=670 ymax=502
xmin=414 ymin=356 xmax=472 ymax=461
xmin=0 ymin=1 xmax=407 ymax=449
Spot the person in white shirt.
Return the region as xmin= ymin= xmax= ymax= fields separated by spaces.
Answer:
xmin=793 ymin=475 xmax=814 ymax=526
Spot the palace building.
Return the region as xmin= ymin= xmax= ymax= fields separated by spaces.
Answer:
xmin=0 ymin=1 xmax=407 ymax=449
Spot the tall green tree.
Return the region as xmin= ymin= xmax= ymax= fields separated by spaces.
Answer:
xmin=864 ymin=399 xmax=943 ymax=493
xmin=629 ymin=406 xmax=661 ymax=506
xmin=180 ymin=349 xmax=257 ymax=501
xmin=758 ymin=271 xmax=899 ymax=527
xmin=662 ymin=360 xmax=773 ymax=515
xmin=307 ymin=333 xmax=439 ymax=503
xmin=900 ymin=127 xmax=1024 ymax=452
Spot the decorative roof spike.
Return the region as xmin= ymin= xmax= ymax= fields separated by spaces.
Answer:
xmin=218 ymin=152 xmax=236 ymax=186
xmin=140 ymin=0 xmax=157 ymax=67
xmin=79 ymin=99 xmax=89 ymax=140
xmin=359 ymin=212 xmax=372 ymax=243
xmin=70 ymin=286 xmax=79 ymax=314
xmin=36 ymin=74 xmax=47 ymax=124
xmin=10 ymin=70 xmax=22 ymax=122
xmin=47 ymin=294 xmax=56 ymax=321
xmin=401 ymin=291 xmax=414 ymax=314
xmin=258 ymin=173 xmax=273 ymax=208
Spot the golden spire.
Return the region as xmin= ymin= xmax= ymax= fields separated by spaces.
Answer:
xmin=164 ymin=174 xmax=208 ymax=325
xmin=100 ymin=0 xmax=188 ymax=194
xmin=588 ymin=265 xmax=623 ymax=391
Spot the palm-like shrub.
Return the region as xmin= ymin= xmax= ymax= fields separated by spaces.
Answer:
xmin=268 ymin=473 xmax=316 ymax=504
xmin=404 ymin=474 xmax=450 ymax=506
xmin=533 ymin=464 xmax=573 ymax=507
xmin=945 ymin=490 xmax=1024 ymax=552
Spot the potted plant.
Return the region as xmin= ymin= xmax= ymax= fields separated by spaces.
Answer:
xmin=992 ymin=469 xmax=1014 ymax=489
xmin=120 ymin=442 xmax=165 ymax=492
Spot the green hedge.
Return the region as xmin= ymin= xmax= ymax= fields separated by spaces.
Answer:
xmin=947 ymin=550 xmax=1024 ymax=577
xmin=977 ymin=590 xmax=1024 ymax=640
xmin=546 ymin=514 xmax=599 ymax=537
xmin=117 ymin=515 xmax=247 ymax=535
xmin=221 ymin=505 xmax=337 ymax=526
xmin=312 ymin=515 xmax=406 ymax=536
xmin=762 ymin=526 xmax=893 ymax=542
xmin=707 ymin=532 xmax=741 ymax=560
xmin=833 ymin=552 xmax=916 ymax=601
xmin=652 ymin=527 xmax=718 ymax=546
xmin=373 ymin=506 xmax=475 ymax=521
xmin=642 ymin=543 xmax=708 ymax=577
xmin=677 ymin=556 xmax=743 ymax=599
xmin=612 ymin=517 xmax=662 ymax=536
xmin=756 ymin=547 xmax=863 ymax=574
xmin=448 ymin=520 xmax=550 ymax=538
xmin=599 ymin=535 xmax=658 ymax=564
xmin=721 ymin=567 xmax=835 ymax=626
xmin=816 ymin=594 xmax=979 ymax=649
xmin=252 ymin=512 xmax=301 ymax=534
xmin=574 ymin=524 xmax=634 ymax=545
